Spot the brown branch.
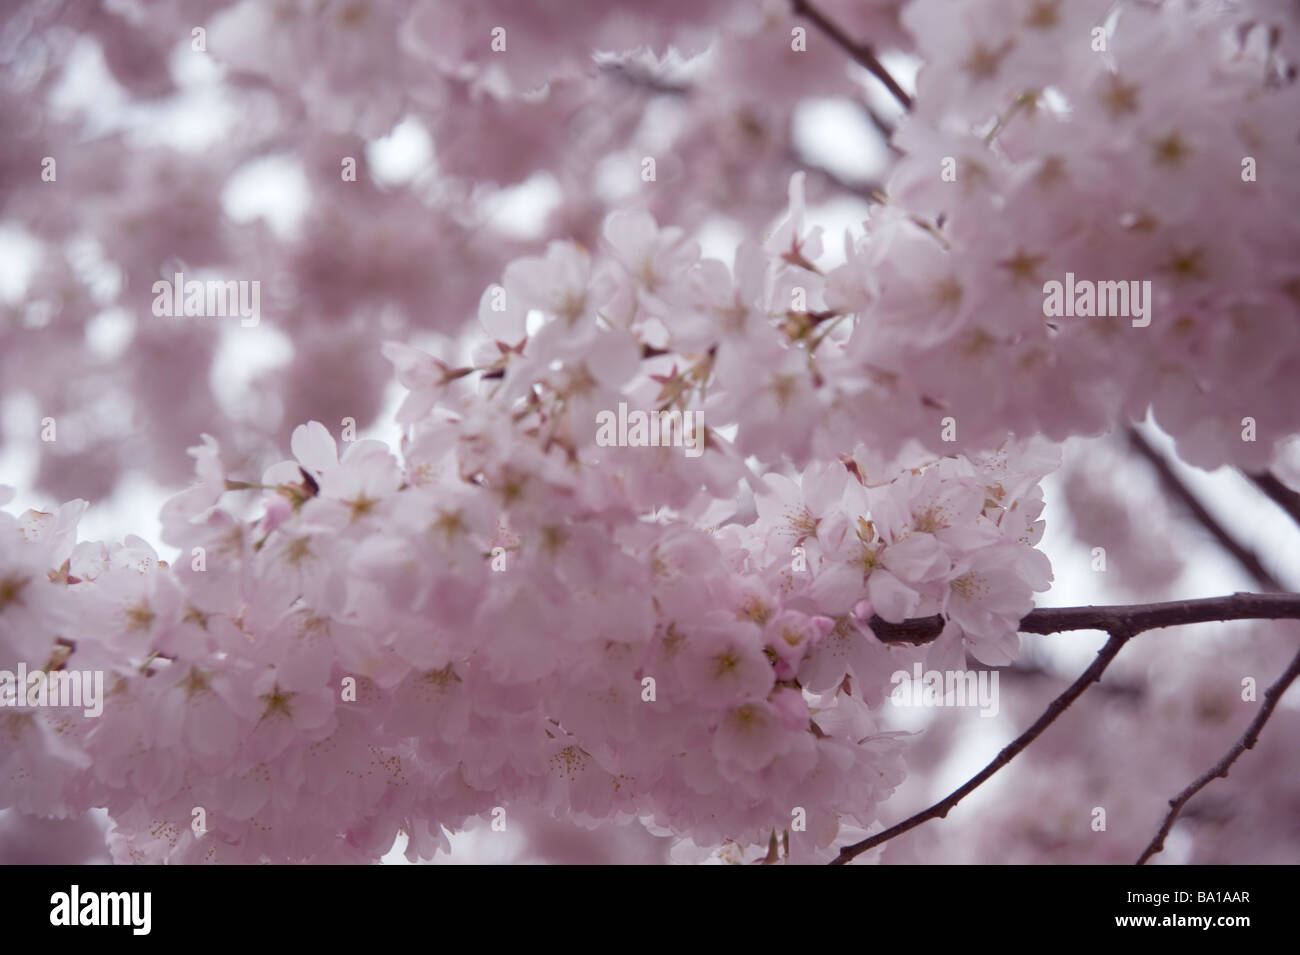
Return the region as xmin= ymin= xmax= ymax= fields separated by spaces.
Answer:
xmin=1246 ymin=470 xmax=1300 ymax=531
xmin=830 ymin=592 xmax=1300 ymax=864
xmin=1127 ymin=427 xmax=1284 ymax=592
xmin=867 ymin=592 xmax=1300 ymax=645
xmin=1136 ymin=641 xmax=1300 ymax=864
xmin=831 ymin=628 xmax=1136 ymax=865
xmin=790 ymin=0 xmax=913 ymax=111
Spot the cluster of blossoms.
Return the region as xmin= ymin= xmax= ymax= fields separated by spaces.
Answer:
xmin=4 ymin=0 xmax=1298 ymax=499
xmin=0 ymin=0 xmax=902 ymax=498
xmin=3 ymin=0 xmax=1300 ymax=864
xmin=854 ymin=0 xmax=1300 ymax=469
xmin=0 ymin=180 xmax=1059 ymax=861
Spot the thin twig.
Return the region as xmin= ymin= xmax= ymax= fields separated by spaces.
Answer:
xmin=1135 ymin=641 xmax=1300 ymax=864
xmin=831 ymin=629 xmax=1136 ymax=865
xmin=790 ymin=0 xmax=913 ymax=110
xmin=1246 ymin=470 xmax=1300 ymax=530
xmin=1127 ymin=427 xmax=1283 ymax=592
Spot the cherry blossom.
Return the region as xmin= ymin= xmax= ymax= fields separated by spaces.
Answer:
xmin=2 ymin=0 xmax=1300 ymax=867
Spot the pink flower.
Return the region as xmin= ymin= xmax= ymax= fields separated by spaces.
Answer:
xmin=711 ymin=701 xmax=791 ymax=772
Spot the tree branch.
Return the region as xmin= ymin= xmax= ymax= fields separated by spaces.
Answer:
xmin=831 ymin=592 xmax=1300 ymax=864
xmin=1246 ymin=470 xmax=1300 ymax=531
xmin=1126 ymin=427 xmax=1283 ymax=591
xmin=867 ymin=592 xmax=1300 ymax=645
xmin=831 ymin=628 xmax=1136 ymax=865
xmin=790 ymin=0 xmax=913 ymax=111
xmin=1135 ymin=641 xmax=1300 ymax=864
